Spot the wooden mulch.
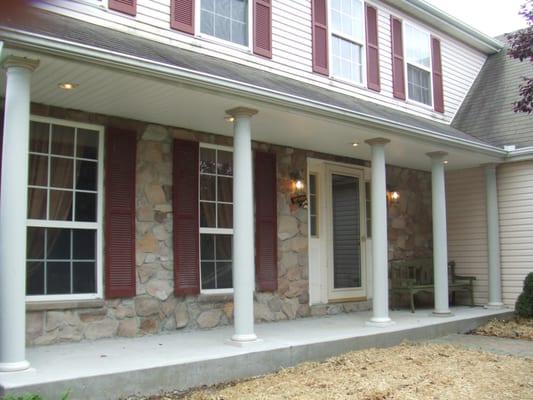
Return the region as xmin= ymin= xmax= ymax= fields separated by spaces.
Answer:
xmin=473 ymin=318 xmax=533 ymax=341
xmin=127 ymin=342 xmax=533 ymax=400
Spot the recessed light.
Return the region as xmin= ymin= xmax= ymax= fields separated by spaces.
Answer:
xmin=443 ymin=160 xmax=449 ymax=165
xmin=224 ymin=116 xmax=235 ymax=122
xmin=351 ymin=142 xmax=359 ymax=147
xmin=58 ymin=82 xmax=79 ymax=90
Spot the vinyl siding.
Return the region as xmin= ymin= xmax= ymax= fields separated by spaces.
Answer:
xmin=446 ymin=167 xmax=488 ymax=305
xmin=36 ymin=0 xmax=486 ymax=124
xmin=497 ymin=161 xmax=533 ymax=307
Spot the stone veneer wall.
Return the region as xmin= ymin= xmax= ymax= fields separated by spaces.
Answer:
xmin=25 ymin=104 xmax=432 ymax=345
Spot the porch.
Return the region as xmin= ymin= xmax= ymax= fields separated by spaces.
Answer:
xmin=0 ymin=306 xmax=512 ymax=400
xmin=0 ymin=6 xmax=509 ymax=376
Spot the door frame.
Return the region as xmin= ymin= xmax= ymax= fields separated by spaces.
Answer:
xmin=325 ymin=163 xmax=368 ymax=301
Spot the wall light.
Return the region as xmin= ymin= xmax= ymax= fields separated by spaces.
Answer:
xmin=386 ymin=186 xmax=400 ymax=204
xmin=290 ymin=171 xmax=307 ymax=208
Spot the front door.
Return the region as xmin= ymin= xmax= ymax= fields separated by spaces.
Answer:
xmin=326 ymin=164 xmax=366 ymax=301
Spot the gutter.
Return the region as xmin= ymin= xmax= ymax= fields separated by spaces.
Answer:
xmin=0 ymin=27 xmax=507 ymax=158
xmin=507 ymin=146 xmax=533 ymax=162
xmin=394 ymin=0 xmax=503 ymax=54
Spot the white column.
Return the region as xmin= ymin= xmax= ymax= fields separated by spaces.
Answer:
xmin=365 ymin=138 xmax=393 ymax=327
xmin=484 ymin=164 xmax=504 ymax=308
xmin=226 ymin=107 xmax=258 ymax=343
xmin=0 ymin=56 xmax=39 ymax=372
xmin=427 ymin=151 xmax=451 ymax=316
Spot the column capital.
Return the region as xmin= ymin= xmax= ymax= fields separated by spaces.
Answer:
xmin=226 ymin=107 xmax=258 ymax=118
xmin=2 ymin=56 xmax=40 ymax=72
xmin=426 ymin=151 xmax=448 ymax=160
xmin=365 ymin=137 xmax=390 ymax=146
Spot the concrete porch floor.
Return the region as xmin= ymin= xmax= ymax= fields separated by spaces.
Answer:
xmin=0 ymin=306 xmax=512 ymax=400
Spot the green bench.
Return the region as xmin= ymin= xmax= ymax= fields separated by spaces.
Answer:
xmin=389 ymin=258 xmax=476 ymax=313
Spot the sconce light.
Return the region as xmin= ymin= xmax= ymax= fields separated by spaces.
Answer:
xmin=290 ymin=171 xmax=307 ymax=208
xmin=386 ymin=185 xmax=400 ymax=204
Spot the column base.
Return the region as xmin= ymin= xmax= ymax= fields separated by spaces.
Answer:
xmin=0 ymin=360 xmax=30 ymax=373
xmin=227 ymin=334 xmax=262 ymax=348
xmin=432 ymin=310 xmax=453 ymax=317
xmin=366 ymin=317 xmax=395 ymax=328
xmin=484 ymin=302 xmax=505 ymax=309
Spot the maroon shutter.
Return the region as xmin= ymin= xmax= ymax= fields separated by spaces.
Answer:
xmin=173 ymin=139 xmax=200 ymax=295
xmin=255 ymin=151 xmax=278 ymax=292
xmin=312 ymin=0 xmax=329 ymax=75
xmin=253 ymin=0 xmax=272 ymax=58
xmin=365 ymin=4 xmax=380 ymax=92
xmin=0 ymin=109 xmax=4 ymax=198
xmin=105 ymin=128 xmax=137 ymax=299
xmin=390 ymin=16 xmax=406 ymax=100
xmin=170 ymin=0 xmax=195 ymax=35
xmin=431 ymin=36 xmax=445 ymax=113
xmin=109 ymin=0 xmax=136 ymax=16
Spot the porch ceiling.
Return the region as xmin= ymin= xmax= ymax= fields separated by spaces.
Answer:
xmin=1 ymin=49 xmax=503 ymax=171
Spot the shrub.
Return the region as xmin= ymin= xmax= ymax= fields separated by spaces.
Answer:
xmin=3 ymin=392 xmax=69 ymax=400
xmin=515 ymin=272 xmax=533 ymax=318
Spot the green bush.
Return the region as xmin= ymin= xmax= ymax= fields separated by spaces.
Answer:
xmin=515 ymin=272 xmax=533 ymax=318
xmin=3 ymin=392 xmax=69 ymax=400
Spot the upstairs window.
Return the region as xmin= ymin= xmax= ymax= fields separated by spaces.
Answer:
xmin=330 ymin=0 xmax=365 ymax=84
xmin=200 ymin=0 xmax=249 ymax=46
xmin=405 ymin=24 xmax=432 ymax=106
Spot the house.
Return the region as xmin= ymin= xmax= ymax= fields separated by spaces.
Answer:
xmin=0 ymin=0 xmax=530 ymax=375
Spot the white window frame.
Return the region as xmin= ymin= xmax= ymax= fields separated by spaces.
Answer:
xmin=199 ymin=143 xmax=234 ymax=295
xmin=328 ymin=0 xmax=367 ymax=87
xmin=26 ymin=116 xmax=105 ymax=303
xmin=403 ymin=21 xmax=433 ymax=108
xmin=195 ymin=0 xmax=253 ymax=52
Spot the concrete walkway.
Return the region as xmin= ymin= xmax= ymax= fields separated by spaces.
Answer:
xmin=0 ymin=307 xmax=513 ymax=400
xmin=432 ymin=333 xmax=533 ymax=358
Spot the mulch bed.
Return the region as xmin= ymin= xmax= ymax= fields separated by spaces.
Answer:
xmin=125 ymin=342 xmax=533 ymax=400
xmin=473 ymin=318 xmax=533 ymax=341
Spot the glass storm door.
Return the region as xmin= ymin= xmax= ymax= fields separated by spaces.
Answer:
xmin=327 ymin=166 xmax=366 ymax=300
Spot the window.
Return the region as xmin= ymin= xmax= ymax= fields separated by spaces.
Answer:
xmin=365 ymin=181 xmax=371 ymax=238
xmin=330 ymin=0 xmax=365 ymax=83
xmin=26 ymin=118 xmax=103 ymax=299
xmin=200 ymin=0 xmax=248 ymax=46
xmin=309 ymin=174 xmax=319 ymax=237
xmin=405 ymin=24 xmax=432 ymax=105
xmin=199 ymin=145 xmax=233 ymax=291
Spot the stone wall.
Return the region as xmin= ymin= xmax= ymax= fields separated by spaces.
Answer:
xmin=25 ymin=104 xmax=432 ymax=345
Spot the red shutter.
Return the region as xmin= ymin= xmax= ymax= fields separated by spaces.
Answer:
xmin=390 ymin=16 xmax=406 ymax=100
xmin=431 ymin=36 xmax=445 ymax=113
xmin=173 ymin=139 xmax=200 ymax=295
xmin=109 ymin=0 xmax=136 ymax=16
xmin=365 ymin=4 xmax=380 ymax=92
xmin=253 ymin=0 xmax=272 ymax=58
xmin=312 ymin=0 xmax=329 ymax=75
xmin=170 ymin=0 xmax=195 ymax=35
xmin=0 ymin=109 xmax=4 ymax=198
xmin=255 ymin=151 xmax=278 ymax=292
xmin=105 ymin=128 xmax=137 ymax=298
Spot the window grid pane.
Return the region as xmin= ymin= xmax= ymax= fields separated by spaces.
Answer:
xmin=309 ymin=174 xmax=319 ymax=237
xmin=201 ymin=0 xmax=248 ymax=46
xmin=26 ymin=121 xmax=100 ymax=297
xmin=331 ymin=35 xmax=363 ymax=83
xmin=407 ymin=64 xmax=431 ymax=105
xmin=199 ymin=146 xmax=234 ymax=290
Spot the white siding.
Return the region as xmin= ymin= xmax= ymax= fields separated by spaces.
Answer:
xmin=37 ymin=0 xmax=487 ymax=124
xmin=446 ymin=167 xmax=488 ymax=305
xmin=497 ymin=161 xmax=533 ymax=307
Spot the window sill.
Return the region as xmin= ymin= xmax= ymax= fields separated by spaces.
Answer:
xmin=198 ymin=293 xmax=234 ymax=303
xmin=193 ymin=34 xmax=252 ymax=55
xmin=26 ymin=299 xmax=105 ymax=312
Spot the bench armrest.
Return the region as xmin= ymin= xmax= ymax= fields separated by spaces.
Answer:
xmin=453 ymin=275 xmax=476 ymax=283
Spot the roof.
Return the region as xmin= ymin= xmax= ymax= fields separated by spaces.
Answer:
xmin=453 ymin=34 xmax=533 ymax=149
xmin=0 ymin=6 xmax=493 ymax=150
